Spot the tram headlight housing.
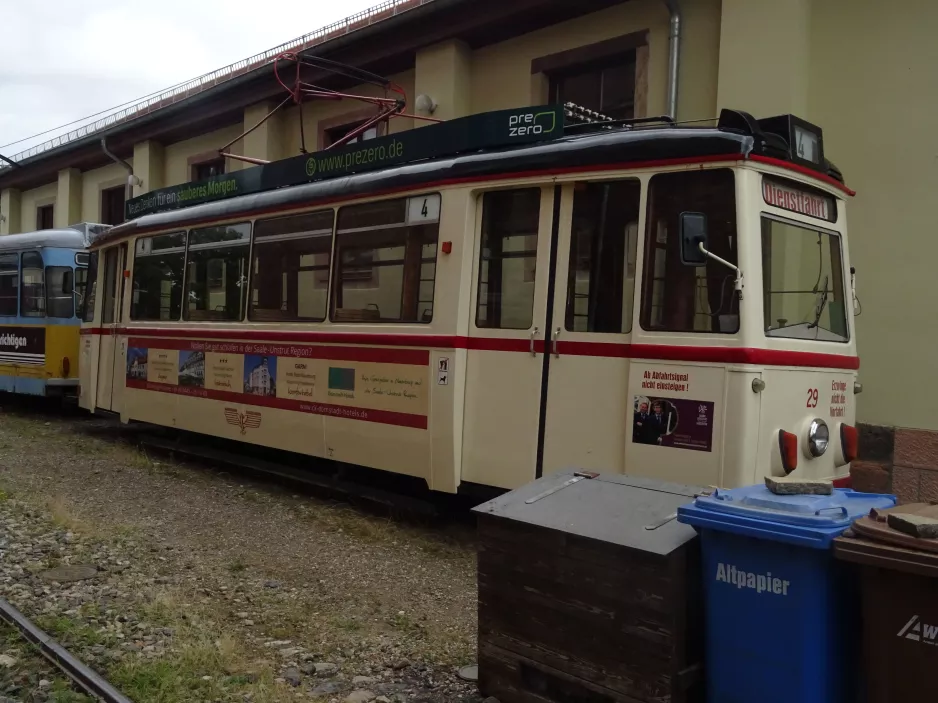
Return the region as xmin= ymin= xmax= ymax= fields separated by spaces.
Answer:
xmin=807 ymin=419 xmax=830 ymax=458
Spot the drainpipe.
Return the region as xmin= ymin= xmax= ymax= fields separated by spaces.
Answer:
xmin=663 ymin=0 xmax=682 ymax=120
xmin=100 ymin=138 xmax=141 ymax=216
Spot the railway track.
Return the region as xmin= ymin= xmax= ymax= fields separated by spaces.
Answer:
xmin=0 ymin=597 xmax=131 ymax=703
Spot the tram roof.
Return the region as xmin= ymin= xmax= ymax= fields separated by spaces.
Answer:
xmin=0 ymin=223 xmax=108 ymax=252
xmin=102 ymin=107 xmax=849 ymax=245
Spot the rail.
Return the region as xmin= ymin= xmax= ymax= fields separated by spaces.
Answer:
xmin=0 ymin=596 xmax=133 ymax=703
xmin=0 ymin=0 xmax=435 ymax=171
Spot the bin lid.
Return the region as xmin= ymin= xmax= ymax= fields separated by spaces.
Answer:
xmin=473 ymin=471 xmax=706 ymax=556
xmin=835 ymin=533 xmax=938 ymax=578
xmin=677 ymin=485 xmax=896 ymax=549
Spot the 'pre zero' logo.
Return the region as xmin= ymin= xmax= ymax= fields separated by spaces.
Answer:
xmin=509 ymin=111 xmax=557 ymax=138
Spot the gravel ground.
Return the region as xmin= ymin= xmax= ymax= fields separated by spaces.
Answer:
xmin=0 ymin=401 xmax=483 ymax=703
xmin=0 ymin=619 xmax=94 ymax=702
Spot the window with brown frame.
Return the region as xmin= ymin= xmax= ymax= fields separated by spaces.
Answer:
xmin=192 ymin=157 xmax=226 ymax=181
xmin=640 ymin=170 xmax=739 ymax=334
xmin=550 ymin=55 xmax=636 ymax=121
xmin=36 ymin=205 xmax=54 ymax=230
xmin=331 ymin=195 xmax=440 ymax=323
xmin=101 ymin=186 xmax=125 ymax=225
xmin=324 ymin=121 xmax=382 ymax=148
xmin=533 ymin=33 xmax=645 ymax=123
xmin=250 ymin=210 xmax=335 ymax=323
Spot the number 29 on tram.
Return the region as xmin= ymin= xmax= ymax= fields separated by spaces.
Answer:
xmin=78 ymin=107 xmax=860 ymax=493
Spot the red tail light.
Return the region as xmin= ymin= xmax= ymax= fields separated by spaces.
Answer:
xmin=840 ymin=424 xmax=858 ymax=463
xmin=62 ymin=357 xmax=71 ymax=377
xmin=779 ymin=430 xmax=799 ymax=475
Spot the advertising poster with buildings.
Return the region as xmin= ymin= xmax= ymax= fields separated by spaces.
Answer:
xmin=124 ymin=339 xmax=430 ymax=429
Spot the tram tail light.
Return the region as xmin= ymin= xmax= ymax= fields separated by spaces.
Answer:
xmin=62 ymin=357 xmax=71 ymax=377
xmin=778 ymin=430 xmax=799 ymax=475
xmin=840 ymin=424 xmax=859 ymax=464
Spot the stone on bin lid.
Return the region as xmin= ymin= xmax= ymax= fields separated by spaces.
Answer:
xmin=887 ymin=512 xmax=938 ymax=539
xmin=765 ymin=476 xmax=833 ymax=496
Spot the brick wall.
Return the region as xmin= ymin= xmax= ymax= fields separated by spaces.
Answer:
xmin=850 ymin=424 xmax=938 ymax=503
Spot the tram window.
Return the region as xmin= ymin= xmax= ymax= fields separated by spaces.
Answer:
xmin=20 ymin=252 xmax=45 ymax=317
xmin=101 ymin=248 xmax=120 ymax=324
xmin=45 ymin=267 xmax=74 ymax=318
xmin=762 ymin=218 xmax=848 ymax=342
xmin=331 ymin=195 xmax=440 ymax=323
xmin=131 ymin=233 xmax=185 ymax=321
xmin=81 ymin=252 xmax=98 ymax=323
xmin=565 ymin=180 xmax=641 ymax=333
xmin=75 ymin=267 xmax=87 ymax=316
xmin=250 ymin=210 xmax=335 ymax=322
xmin=640 ymin=170 xmax=739 ymax=334
xmin=0 ymin=254 xmax=18 ymax=317
xmin=183 ymin=223 xmax=251 ymax=322
xmin=476 ymin=188 xmax=541 ymax=330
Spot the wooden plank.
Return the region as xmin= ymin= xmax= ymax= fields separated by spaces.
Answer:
xmin=480 ymin=641 xmax=651 ymax=703
xmin=478 ymin=546 xmax=675 ymax=615
xmin=480 ymin=629 xmax=674 ymax=700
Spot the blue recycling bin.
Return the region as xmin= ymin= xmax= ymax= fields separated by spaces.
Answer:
xmin=677 ymin=486 xmax=896 ymax=703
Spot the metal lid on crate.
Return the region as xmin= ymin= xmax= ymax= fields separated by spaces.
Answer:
xmin=473 ymin=470 xmax=705 ymax=555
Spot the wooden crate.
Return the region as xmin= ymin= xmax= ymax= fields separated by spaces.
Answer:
xmin=474 ymin=472 xmax=705 ymax=703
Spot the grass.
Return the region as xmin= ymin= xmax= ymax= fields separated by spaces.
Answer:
xmin=44 ymin=495 xmax=96 ymax=536
xmin=34 ymin=615 xmax=111 ymax=649
xmin=227 ymin=558 xmax=247 ymax=574
xmin=65 ymin=589 xmax=287 ymax=703
xmin=0 ymin=623 xmax=95 ymax=703
xmin=108 ymin=642 xmax=283 ymax=703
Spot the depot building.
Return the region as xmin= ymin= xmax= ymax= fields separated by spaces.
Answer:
xmin=0 ymin=0 xmax=931 ymax=492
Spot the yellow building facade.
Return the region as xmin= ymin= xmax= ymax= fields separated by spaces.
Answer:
xmin=0 ymin=0 xmax=933 ymax=489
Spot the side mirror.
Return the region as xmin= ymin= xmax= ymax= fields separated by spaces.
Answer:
xmin=62 ymin=270 xmax=74 ymax=294
xmin=680 ymin=212 xmax=708 ymax=266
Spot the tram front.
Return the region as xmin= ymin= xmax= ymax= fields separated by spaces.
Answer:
xmin=639 ymin=117 xmax=860 ymax=488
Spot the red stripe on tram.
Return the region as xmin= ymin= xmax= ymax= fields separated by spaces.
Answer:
xmin=125 ymin=379 xmax=428 ymax=429
xmin=84 ymin=327 xmax=859 ymax=370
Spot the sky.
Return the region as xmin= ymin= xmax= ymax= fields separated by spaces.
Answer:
xmin=0 ymin=1 xmax=382 ymax=157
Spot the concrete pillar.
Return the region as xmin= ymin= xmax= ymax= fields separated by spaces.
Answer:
xmin=414 ymin=40 xmax=472 ymax=125
xmin=0 ymin=189 xmax=21 ymax=235
xmin=54 ymin=168 xmax=82 ymax=228
xmin=242 ymin=101 xmax=282 ymax=164
xmin=132 ymin=140 xmax=165 ymax=197
xmin=717 ymin=0 xmax=812 ymax=118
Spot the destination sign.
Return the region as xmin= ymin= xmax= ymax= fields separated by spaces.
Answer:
xmin=126 ymin=105 xmax=564 ymax=220
xmin=762 ymin=178 xmax=836 ymax=222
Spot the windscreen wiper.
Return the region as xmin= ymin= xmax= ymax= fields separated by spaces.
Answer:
xmin=808 ymin=275 xmax=829 ymax=330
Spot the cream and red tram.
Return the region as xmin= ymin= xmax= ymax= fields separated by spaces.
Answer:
xmin=78 ymin=106 xmax=860 ymax=494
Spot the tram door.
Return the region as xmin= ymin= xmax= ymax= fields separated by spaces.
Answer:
xmin=540 ymin=179 xmax=641 ymax=476
xmin=462 ymin=181 xmax=641 ymax=489
xmin=94 ymin=243 xmax=127 ymax=412
xmin=461 ymin=186 xmax=557 ymax=489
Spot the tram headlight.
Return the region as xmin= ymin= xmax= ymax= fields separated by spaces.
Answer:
xmin=807 ymin=419 xmax=830 ymax=458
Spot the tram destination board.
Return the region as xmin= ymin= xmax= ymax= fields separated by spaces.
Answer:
xmin=126 ymin=105 xmax=564 ymax=219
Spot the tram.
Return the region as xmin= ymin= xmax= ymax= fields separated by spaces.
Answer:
xmin=0 ymin=223 xmax=107 ymax=398
xmin=78 ymin=106 xmax=860 ymax=492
